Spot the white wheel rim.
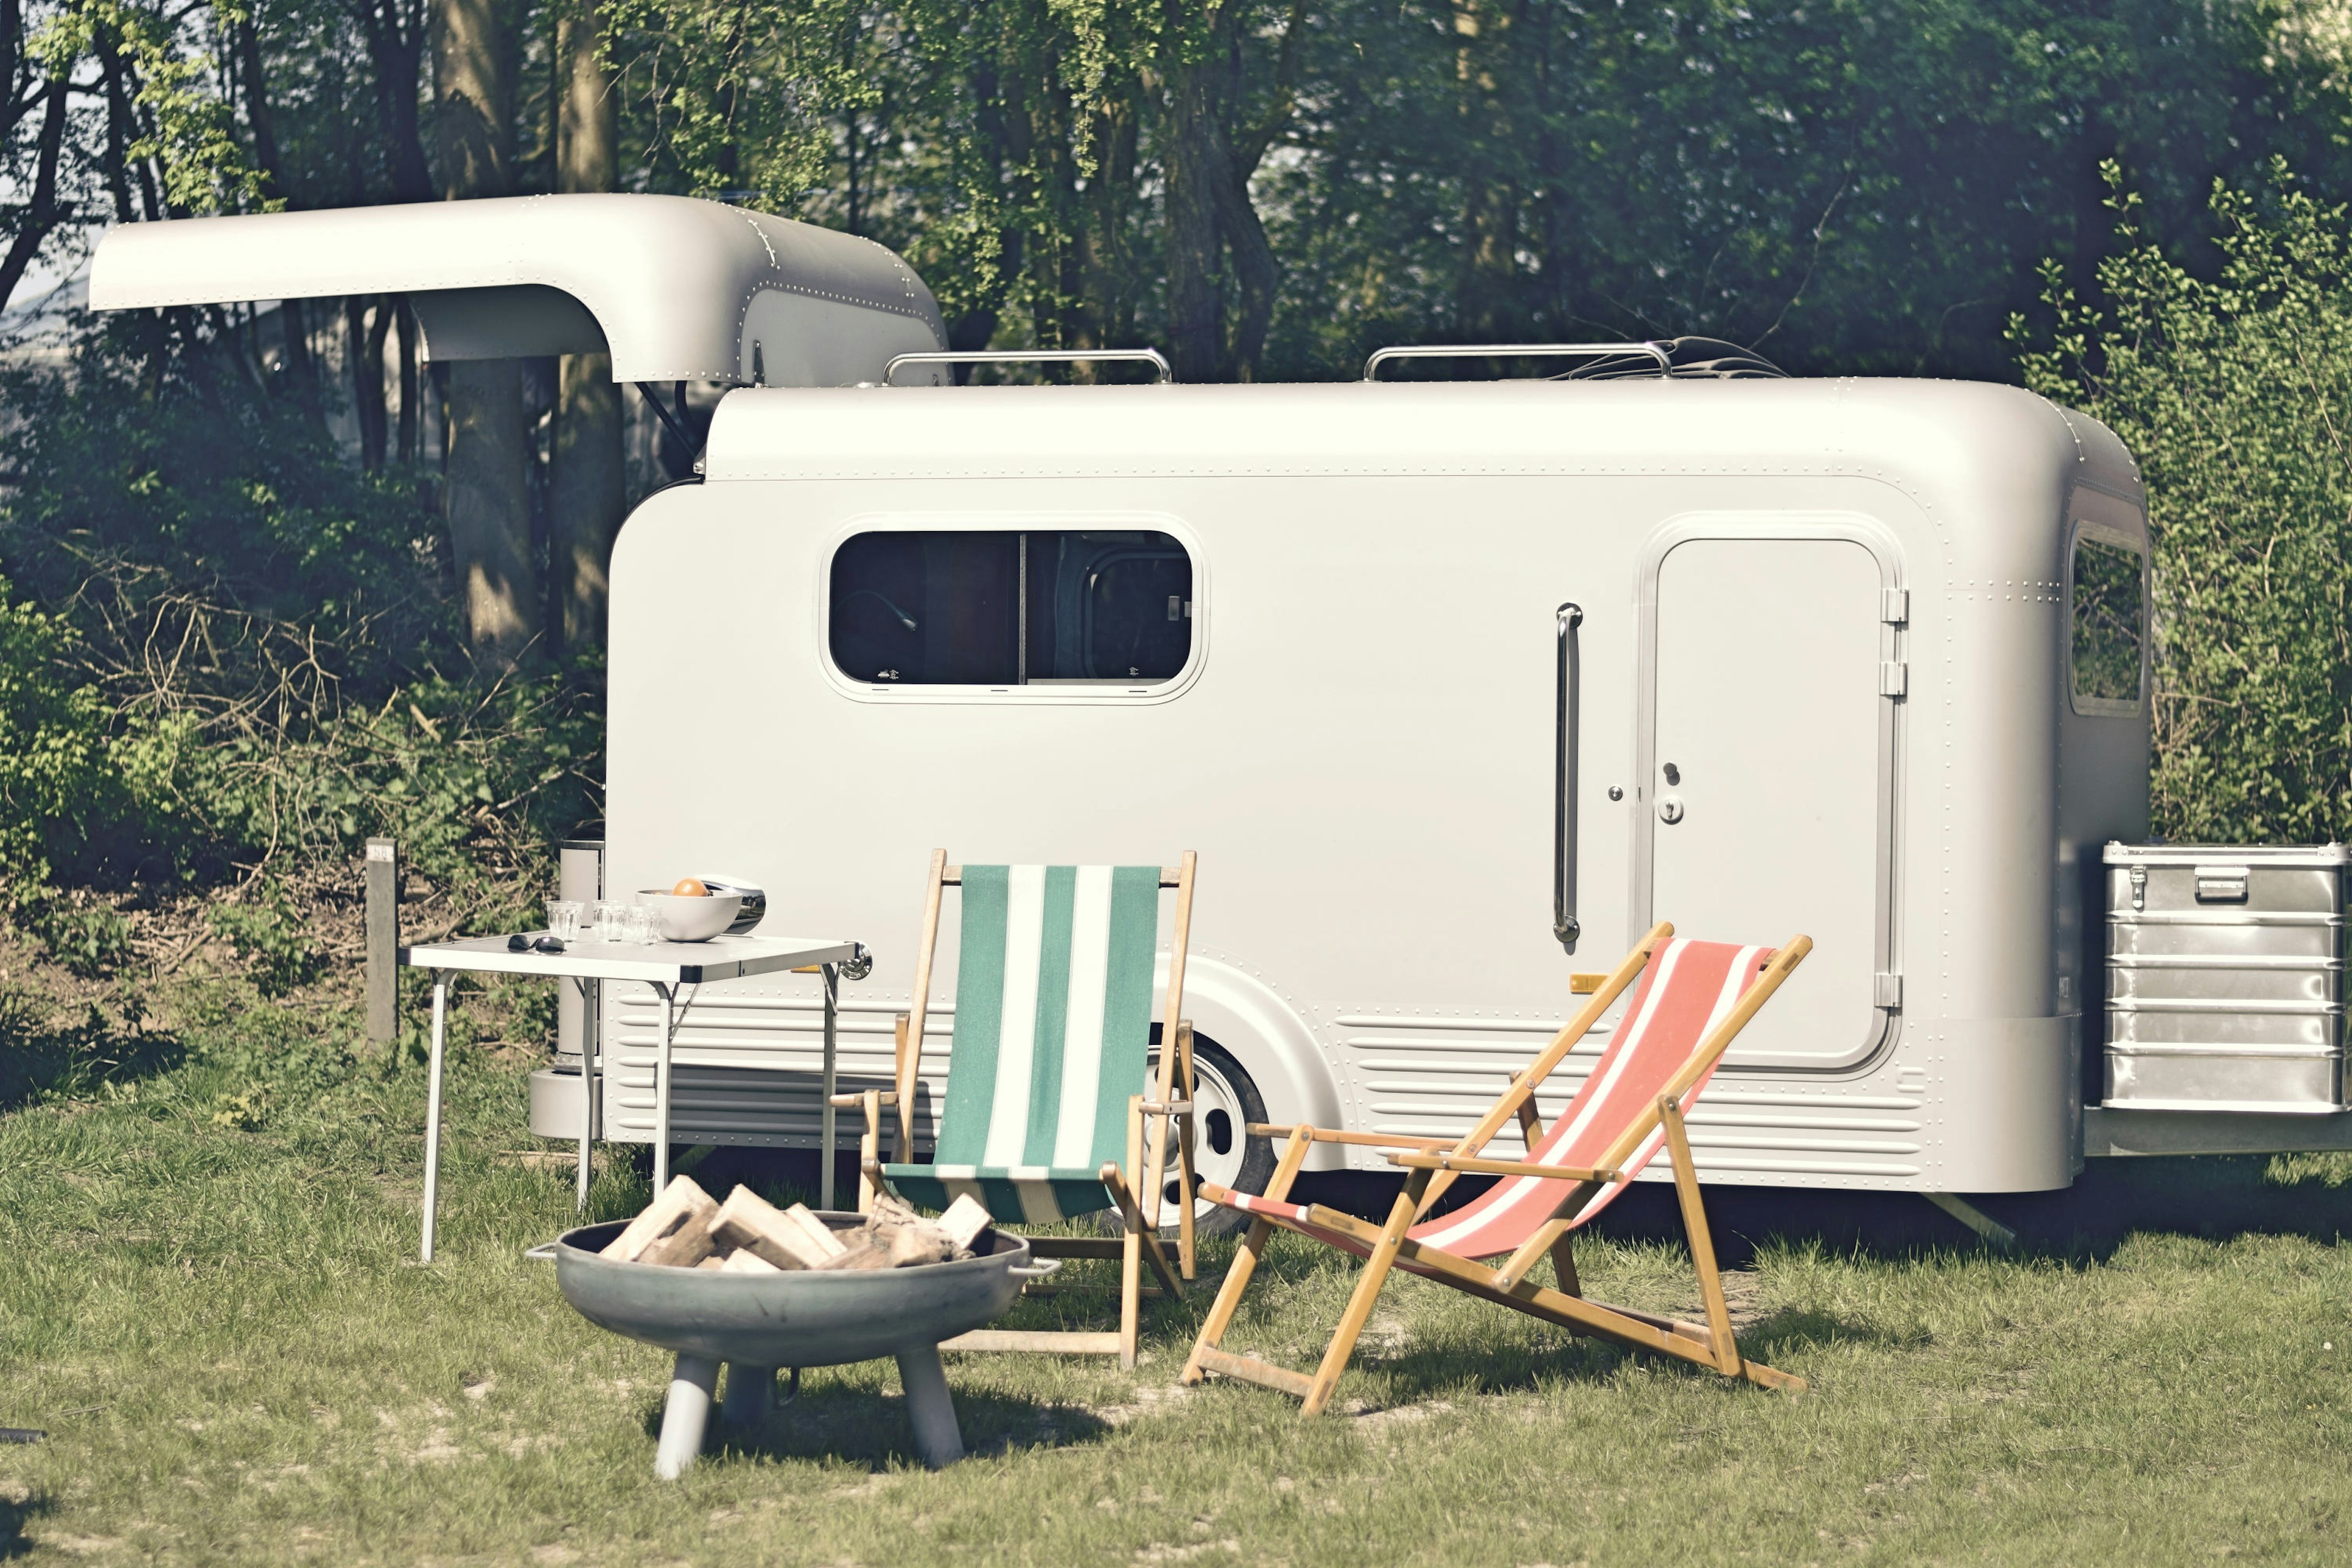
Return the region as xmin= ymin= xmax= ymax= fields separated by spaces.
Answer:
xmin=1144 ymin=1051 xmax=1250 ymax=1218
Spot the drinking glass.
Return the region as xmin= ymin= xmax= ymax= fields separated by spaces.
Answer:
xmin=624 ymin=902 xmax=661 ymax=946
xmin=543 ymin=899 xmax=584 ymax=941
xmin=593 ymin=899 xmax=630 ymax=943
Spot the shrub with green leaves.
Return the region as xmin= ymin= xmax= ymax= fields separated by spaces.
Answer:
xmin=2017 ymin=160 xmax=2352 ymax=844
xmin=0 ymin=579 xmax=131 ymax=894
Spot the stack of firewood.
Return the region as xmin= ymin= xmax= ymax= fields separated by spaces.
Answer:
xmin=598 ymin=1175 xmax=994 ymax=1273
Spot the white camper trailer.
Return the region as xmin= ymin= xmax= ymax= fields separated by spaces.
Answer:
xmin=91 ymin=194 xmax=2352 ymax=1228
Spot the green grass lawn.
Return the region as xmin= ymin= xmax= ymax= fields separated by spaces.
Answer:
xmin=4 ymin=1006 xmax=2350 ymax=1566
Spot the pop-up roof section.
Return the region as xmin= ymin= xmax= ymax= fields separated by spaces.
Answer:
xmin=88 ymin=193 xmax=946 ymax=386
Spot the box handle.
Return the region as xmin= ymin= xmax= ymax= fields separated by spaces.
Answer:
xmin=2194 ymin=866 xmax=2250 ymax=903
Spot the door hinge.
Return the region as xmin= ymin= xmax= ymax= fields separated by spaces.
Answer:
xmin=1879 ymin=660 xmax=1908 ymax=697
xmin=1874 ymin=972 xmax=1904 ymax=1009
xmin=1881 ymin=587 xmax=1909 ymax=625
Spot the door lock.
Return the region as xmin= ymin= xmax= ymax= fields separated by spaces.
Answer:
xmin=1658 ymin=796 xmax=1686 ymax=824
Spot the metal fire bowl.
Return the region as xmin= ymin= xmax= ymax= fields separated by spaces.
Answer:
xmin=548 ymin=1216 xmax=1032 ymax=1368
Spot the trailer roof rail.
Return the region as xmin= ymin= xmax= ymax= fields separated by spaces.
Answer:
xmin=883 ymin=348 xmax=1174 ymax=385
xmin=1362 ymin=341 xmax=1672 ymax=381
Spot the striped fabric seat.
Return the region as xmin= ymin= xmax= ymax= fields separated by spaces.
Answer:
xmin=884 ymin=864 xmax=1163 ymax=1226
xmin=1220 ymin=939 xmax=1773 ymax=1261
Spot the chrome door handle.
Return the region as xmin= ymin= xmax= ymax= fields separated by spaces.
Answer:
xmin=1555 ymin=602 xmax=1583 ymax=953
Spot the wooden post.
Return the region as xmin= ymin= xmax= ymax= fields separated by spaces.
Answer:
xmin=365 ymin=839 xmax=398 ymax=1044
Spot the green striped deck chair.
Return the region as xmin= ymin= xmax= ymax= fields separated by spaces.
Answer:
xmin=851 ymin=849 xmax=1199 ymax=1366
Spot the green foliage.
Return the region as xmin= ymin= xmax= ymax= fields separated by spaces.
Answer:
xmin=2018 ymin=160 xmax=2352 ymax=842
xmin=206 ymin=884 xmax=316 ymax=997
xmin=30 ymin=898 xmax=135 ymax=978
xmin=0 ymin=347 xmax=601 ymax=921
xmin=0 ymin=579 xmax=131 ymax=894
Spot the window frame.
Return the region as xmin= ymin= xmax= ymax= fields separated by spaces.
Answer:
xmin=816 ymin=511 xmax=1208 ymax=706
xmin=2065 ymin=517 xmax=2149 ymax=718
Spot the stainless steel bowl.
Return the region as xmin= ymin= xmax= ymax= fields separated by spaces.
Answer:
xmin=540 ymin=1215 xmax=1041 ymax=1474
xmin=696 ymin=876 xmax=767 ymax=935
xmin=548 ymin=1217 xmax=1031 ymax=1366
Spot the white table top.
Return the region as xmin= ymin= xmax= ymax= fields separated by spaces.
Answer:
xmin=401 ymin=932 xmax=864 ymax=984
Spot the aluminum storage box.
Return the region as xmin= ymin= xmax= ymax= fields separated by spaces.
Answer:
xmin=2105 ymin=843 xmax=2348 ymax=1114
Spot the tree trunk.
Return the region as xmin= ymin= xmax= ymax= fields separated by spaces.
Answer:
xmin=433 ymin=0 xmax=537 ymax=666
xmin=396 ymin=297 xmax=421 ymax=463
xmin=349 ymin=296 xmax=393 ymax=469
xmin=234 ymin=16 xmax=324 ymax=416
xmin=0 ymin=80 xmax=69 ymax=317
xmin=445 ymin=360 xmax=538 ymax=663
xmin=1161 ymin=63 xmax=1223 ymax=383
xmin=549 ymin=0 xmax=624 ymax=654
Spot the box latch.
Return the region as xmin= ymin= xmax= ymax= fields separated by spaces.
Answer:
xmin=2128 ymin=865 xmax=2146 ymax=911
xmin=2194 ymin=865 xmax=2250 ymax=903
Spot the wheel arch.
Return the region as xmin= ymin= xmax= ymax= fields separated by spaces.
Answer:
xmin=1157 ymin=951 xmax=1348 ymax=1172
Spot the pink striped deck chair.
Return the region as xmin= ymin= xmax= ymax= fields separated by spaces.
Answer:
xmin=1180 ymin=923 xmax=1811 ymax=1414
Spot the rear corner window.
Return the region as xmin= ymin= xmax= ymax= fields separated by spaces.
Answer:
xmin=829 ymin=529 xmax=1194 ymax=690
xmin=2070 ymin=530 xmax=2145 ymax=714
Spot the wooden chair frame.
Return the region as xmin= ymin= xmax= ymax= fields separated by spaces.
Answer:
xmin=1179 ymin=924 xmax=1813 ymax=1414
xmin=835 ymin=848 xmax=1200 ymax=1367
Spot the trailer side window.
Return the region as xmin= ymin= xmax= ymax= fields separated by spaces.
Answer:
xmin=829 ymin=530 xmax=1193 ymax=687
xmin=2070 ymin=531 xmax=2145 ymax=713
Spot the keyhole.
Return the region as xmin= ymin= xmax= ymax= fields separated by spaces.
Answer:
xmin=1662 ymin=762 xmax=1681 ymax=785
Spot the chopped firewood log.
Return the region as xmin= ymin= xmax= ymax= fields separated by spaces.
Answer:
xmin=704 ymin=1187 xmax=846 ymax=1270
xmin=601 ymin=1175 xmax=718 ymax=1265
xmin=719 ymin=1248 xmax=782 ymax=1275
xmin=813 ymin=1235 xmax=895 ymax=1272
xmin=867 ymin=1193 xmax=925 ymax=1230
xmin=937 ymin=1194 xmax=996 ymax=1256
xmin=886 ymin=1223 xmax=954 ymax=1268
xmin=694 ymin=1254 xmax=728 ymax=1270
xmin=782 ymin=1202 xmax=850 ymax=1259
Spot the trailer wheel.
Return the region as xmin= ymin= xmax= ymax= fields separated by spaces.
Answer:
xmin=1144 ymin=1031 xmax=1276 ymax=1238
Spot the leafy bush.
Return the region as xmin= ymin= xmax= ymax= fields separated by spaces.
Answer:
xmin=0 ymin=579 xmax=134 ymax=894
xmin=207 ymin=885 xmax=319 ymax=998
xmin=2017 ymin=161 xmax=2352 ymax=843
xmin=31 ymin=898 xmax=135 ymax=978
xmin=0 ymin=337 xmax=603 ymax=920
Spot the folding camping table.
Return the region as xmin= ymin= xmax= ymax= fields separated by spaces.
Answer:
xmin=401 ymin=932 xmax=866 ymax=1261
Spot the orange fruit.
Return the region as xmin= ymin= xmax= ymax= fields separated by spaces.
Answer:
xmin=671 ymin=877 xmax=710 ymax=897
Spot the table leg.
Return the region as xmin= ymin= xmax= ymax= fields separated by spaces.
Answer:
xmin=654 ymin=981 xmax=674 ymax=1194
xmin=820 ymin=963 xmax=839 ymax=1211
xmin=422 ymin=973 xmax=448 ymax=1263
xmin=575 ymin=976 xmax=595 ymax=1213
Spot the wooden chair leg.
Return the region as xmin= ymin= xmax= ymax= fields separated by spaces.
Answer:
xmin=1302 ymin=1169 xmax=1429 ymax=1417
xmin=1175 ymin=1022 xmax=1198 ymax=1281
xmin=1548 ymin=1229 xmax=1580 ymax=1297
xmin=857 ymin=1091 xmax=881 ymax=1215
xmin=1120 ymin=1095 xmax=1145 ymax=1369
xmin=1182 ymin=1127 xmax=1313 ymax=1385
xmin=891 ymin=1012 xmax=914 ymax=1164
xmin=1660 ymin=1095 xmax=1741 ymax=1376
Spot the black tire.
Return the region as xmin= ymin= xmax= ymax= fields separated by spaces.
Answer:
xmin=1145 ymin=1029 xmax=1278 ymax=1238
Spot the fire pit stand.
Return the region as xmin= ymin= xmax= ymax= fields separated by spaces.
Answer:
xmin=537 ymin=1217 xmax=1049 ymax=1474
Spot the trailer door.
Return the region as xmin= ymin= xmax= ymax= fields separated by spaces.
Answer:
xmin=1639 ymin=527 xmax=1898 ymax=1069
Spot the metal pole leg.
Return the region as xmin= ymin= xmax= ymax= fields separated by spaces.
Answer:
xmin=820 ymin=963 xmax=839 ymax=1211
xmin=894 ymin=1344 xmax=965 ymax=1469
xmin=654 ymin=1352 xmax=721 ymax=1479
xmin=654 ymin=982 xmax=674 ymax=1194
xmin=720 ymin=1363 xmax=777 ymax=1427
xmin=574 ymin=976 xmax=594 ymax=1213
xmin=421 ymin=974 xmax=448 ymax=1262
